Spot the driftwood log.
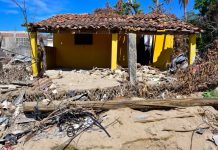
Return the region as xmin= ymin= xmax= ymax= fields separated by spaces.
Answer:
xmin=23 ymin=98 xmax=218 ymax=112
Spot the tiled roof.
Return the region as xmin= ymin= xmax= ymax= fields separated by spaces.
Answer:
xmin=28 ymin=12 xmax=201 ymax=33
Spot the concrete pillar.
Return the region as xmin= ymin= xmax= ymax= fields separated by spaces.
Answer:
xmin=111 ymin=33 xmax=118 ymax=70
xmin=189 ymin=34 xmax=197 ymax=65
xmin=30 ymin=32 xmax=38 ymax=76
xmin=127 ymin=33 xmax=137 ymax=85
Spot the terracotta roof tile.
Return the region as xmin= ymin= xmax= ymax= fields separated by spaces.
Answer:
xmin=28 ymin=12 xmax=201 ymax=33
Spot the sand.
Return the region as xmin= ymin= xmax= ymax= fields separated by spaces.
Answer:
xmin=14 ymin=106 xmax=218 ymax=150
xmin=45 ymin=69 xmax=120 ymax=91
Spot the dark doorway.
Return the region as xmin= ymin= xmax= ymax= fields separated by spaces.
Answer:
xmin=137 ymin=35 xmax=153 ymax=65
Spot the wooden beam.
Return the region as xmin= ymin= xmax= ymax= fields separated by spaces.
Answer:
xmin=189 ymin=34 xmax=197 ymax=65
xmin=111 ymin=33 xmax=118 ymax=70
xmin=23 ymin=98 xmax=218 ymax=112
xmin=127 ymin=33 xmax=137 ymax=85
xmin=30 ymin=32 xmax=38 ymax=77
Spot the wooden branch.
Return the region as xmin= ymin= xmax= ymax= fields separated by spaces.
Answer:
xmin=134 ymin=114 xmax=196 ymax=123
xmin=23 ymin=98 xmax=218 ymax=112
xmin=162 ymin=126 xmax=209 ymax=132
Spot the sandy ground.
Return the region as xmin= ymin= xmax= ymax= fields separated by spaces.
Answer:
xmin=45 ymin=69 xmax=120 ymax=91
xmin=14 ymin=106 xmax=217 ymax=150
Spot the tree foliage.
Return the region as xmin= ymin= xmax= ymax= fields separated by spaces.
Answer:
xmin=194 ymin=0 xmax=217 ymax=16
xmin=188 ymin=0 xmax=218 ymax=51
xmin=115 ymin=0 xmax=143 ymax=15
xmin=150 ymin=0 xmax=189 ymax=18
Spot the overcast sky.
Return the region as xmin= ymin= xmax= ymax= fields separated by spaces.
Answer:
xmin=0 ymin=0 xmax=196 ymax=31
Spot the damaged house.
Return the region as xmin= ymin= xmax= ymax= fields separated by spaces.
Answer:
xmin=27 ymin=10 xmax=201 ymax=77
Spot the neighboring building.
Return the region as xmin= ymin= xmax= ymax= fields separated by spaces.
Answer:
xmin=0 ymin=31 xmax=53 ymax=57
xmin=27 ymin=10 xmax=201 ymax=76
xmin=0 ymin=31 xmax=31 ymax=57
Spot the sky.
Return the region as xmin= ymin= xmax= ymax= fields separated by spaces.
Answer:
xmin=0 ymin=0 xmax=197 ymax=31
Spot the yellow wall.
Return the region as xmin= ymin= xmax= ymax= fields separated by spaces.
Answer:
xmin=54 ymin=33 xmax=112 ymax=69
xmin=153 ymin=33 xmax=174 ymax=68
xmin=53 ymin=32 xmax=175 ymax=69
xmin=53 ymin=32 xmax=128 ymax=69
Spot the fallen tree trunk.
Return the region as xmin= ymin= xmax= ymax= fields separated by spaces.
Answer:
xmin=23 ymin=98 xmax=218 ymax=112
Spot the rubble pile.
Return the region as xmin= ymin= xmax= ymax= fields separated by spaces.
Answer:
xmin=175 ymin=47 xmax=218 ymax=94
xmin=0 ymin=85 xmax=216 ymax=150
xmin=0 ymin=95 xmax=111 ymax=150
xmin=88 ymin=65 xmax=176 ymax=98
xmin=27 ymin=66 xmax=175 ymax=101
xmin=0 ymin=64 xmax=31 ymax=84
xmin=202 ymin=47 xmax=218 ymax=62
xmin=23 ymin=83 xmax=164 ymax=102
xmin=76 ymin=68 xmax=128 ymax=81
xmin=1 ymin=57 xmax=210 ymax=103
xmin=89 ymin=65 xmax=172 ymax=85
xmin=0 ymin=49 xmax=217 ymax=149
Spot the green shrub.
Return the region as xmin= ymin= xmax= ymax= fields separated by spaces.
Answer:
xmin=202 ymin=89 xmax=218 ymax=98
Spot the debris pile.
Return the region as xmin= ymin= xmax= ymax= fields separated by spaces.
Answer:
xmin=0 ymin=64 xmax=31 ymax=96
xmin=0 ymin=93 xmax=112 ymax=150
xmin=0 ymin=63 xmax=31 ymax=85
xmin=175 ymin=46 xmax=218 ymax=94
xmin=31 ymin=66 xmax=176 ymax=101
xmin=89 ymin=65 xmax=173 ymax=85
xmin=0 ymin=89 xmax=218 ymax=150
xmin=0 ymin=52 xmax=32 ymax=95
xmin=0 ymin=56 xmax=211 ymax=103
xmin=0 ymin=45 xmax=217 ymax=150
